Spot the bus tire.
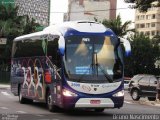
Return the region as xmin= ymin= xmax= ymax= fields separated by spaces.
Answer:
xmin=46 ymin=91 xmax=59 ymax=112
xmin=19 ymin=86 xmax=27 ymax=104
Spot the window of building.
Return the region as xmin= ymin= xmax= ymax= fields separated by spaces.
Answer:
xmin=146 ymin=15 xmax=149 ymax=19
xmin=152 ymin=14 xmax=156 ymax=19
xmin=140 ymin=15 xmax=145 ymax=20
xmin=146 ymin=15 xmax=152 ymax=20
xmin=140 ymin=24 xmax=145 ymax=28
xmin=146 ymin=23 xmax=150 ymax=28
xmin=151 ymin=23 xmax=156 ymax=27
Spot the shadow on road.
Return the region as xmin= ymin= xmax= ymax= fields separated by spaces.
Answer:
xmin=14 ymin=100 xmax=113 ymax=117
xmin=63 ymin=109 xmax=113 ymax=117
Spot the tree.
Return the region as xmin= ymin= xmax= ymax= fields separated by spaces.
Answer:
xmin=0 ymin=4 xmax=23 ymax=37
xmin=22 ymin=15 xmax=41 ymax=34
xmin=152 ymin=35 xmax=160 ymax=45
xmin=124 ymin=0 xmax=160 ymax=12
xmin=102 ymin=15 xmax=134 ymax=37
xmin=124 ymin=33 xmax=160 ymax=77
xmin=0 ymin=3 xmax=41 ymax=70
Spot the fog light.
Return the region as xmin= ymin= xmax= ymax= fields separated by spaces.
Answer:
xmin=62 ymin=89 xmax=77 ymax=97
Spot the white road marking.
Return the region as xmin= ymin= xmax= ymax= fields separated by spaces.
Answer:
xmin=124 ymin=101 xmax=132 ymax=104
xmin=16 ymin=111 xmax=27 ymax=114
xmin=0 ymin=107 xmax=9 ymax=110
xmin=1 ymin=91 xmax=10 ymax=96
xmin=1 ymin=91 xmax=14 ymax=98
xmin=35 ymin=114 xmax=44 ymax=117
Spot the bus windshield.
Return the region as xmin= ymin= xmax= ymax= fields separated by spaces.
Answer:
xmin=64 ymin=35 xmax=123 ymax=83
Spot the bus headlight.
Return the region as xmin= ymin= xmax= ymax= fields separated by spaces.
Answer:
xmin=113 ymin=90 xmax=124 ymax=97
xmin=62 ymin=89 xmax=77 ymax=97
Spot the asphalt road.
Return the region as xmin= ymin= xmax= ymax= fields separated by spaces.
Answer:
xmin=0 ymin=88 xmax=160 ymax=120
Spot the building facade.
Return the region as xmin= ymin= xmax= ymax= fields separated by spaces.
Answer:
xmin=108 ymin=0 xmax=117 ymax=20
xmin=135 ymin=7 xmax=160 ymax=38
xmin=15 ymin=0 xmax=50 ymax=26
xmin=65 ymin=0 xmax=117 ymax=21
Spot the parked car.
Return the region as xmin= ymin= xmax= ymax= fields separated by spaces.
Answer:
xmin=128 ymin=74 xmax=158 ymax=101
xmin=124 ymin=77 xmax=131 ymax=90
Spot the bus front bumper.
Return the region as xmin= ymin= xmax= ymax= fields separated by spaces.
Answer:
xmin=62 ymin=96 xmax=124 ymax=109
xmin=75 ymin=98 xmax=114 ymax=108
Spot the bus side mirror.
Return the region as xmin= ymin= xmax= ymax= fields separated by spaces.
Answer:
xmin=58 ymin=36 xmax=65 ymax=56
xmin=119 ymin=37 xmax=131 ymax=56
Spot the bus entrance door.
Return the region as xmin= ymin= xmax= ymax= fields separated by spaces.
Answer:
xmin=53 ymin=68 xmax=62 ymax=106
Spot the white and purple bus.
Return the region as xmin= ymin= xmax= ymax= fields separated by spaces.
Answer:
xmin=11 ymin=21 xmax=131 ymax=112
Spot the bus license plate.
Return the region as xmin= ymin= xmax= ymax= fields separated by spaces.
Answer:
xmin=90 ymin=100 xmax=101 ymax=104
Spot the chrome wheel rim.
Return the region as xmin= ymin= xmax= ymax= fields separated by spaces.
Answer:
xmin=132 ymin=91 xmax=138 ymax=99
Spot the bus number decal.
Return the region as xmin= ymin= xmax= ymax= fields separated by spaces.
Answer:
xmin=71 ymin=83 xmax=80 ymax=87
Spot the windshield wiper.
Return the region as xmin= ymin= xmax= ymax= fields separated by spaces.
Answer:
xmin=94 ymin=52 xmax=113 ymax=83
xmin=96 ymin=63 xmax=113 ymax=83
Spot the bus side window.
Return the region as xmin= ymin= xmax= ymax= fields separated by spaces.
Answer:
xmin=14 ymin=40 xmax=44 ymax=58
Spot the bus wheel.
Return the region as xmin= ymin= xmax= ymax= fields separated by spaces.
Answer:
xmin=47 ymin=91 xmax=58 ymax=112
xmin=19 ymin=86 xmax=26 ymax=104
xmin=95 ymin=108 xmax=104 ymax=112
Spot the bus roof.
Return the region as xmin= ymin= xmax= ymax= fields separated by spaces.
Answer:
xmin=44 ymin=21 xmax=108 ymax=34
xmin=14 ymin=21 xmax=112 ymax=42
xmin=14 ymin=30 xmax=61 ymax=42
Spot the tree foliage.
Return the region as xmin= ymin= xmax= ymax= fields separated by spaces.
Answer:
xmin=0 ymin=3 xmax=41 ymax=70
xmin=0 ymin=4 xmax=40 ymax=38
xmin=124 ymin=0 xmax=160 ymax=12
xmin=124 ymin=33 xmax=160 ymax=77
xmin=102 ymin=15 xmax=134 ymax=37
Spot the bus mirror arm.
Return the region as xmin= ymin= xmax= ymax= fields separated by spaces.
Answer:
xmin=119 ymin=37 xmax=131 ymax=56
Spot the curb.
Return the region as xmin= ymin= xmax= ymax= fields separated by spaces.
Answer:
xmin=138 ymin=100 xmax=160 ymax=107
xmin=125 ymin=99 xmax=160 ymax=107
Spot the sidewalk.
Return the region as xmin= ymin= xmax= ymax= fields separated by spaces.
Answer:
xmin=138 ymin=99 xmax=160 ymax=107
xmin=0 ymin=84 xmax=10 ymax=88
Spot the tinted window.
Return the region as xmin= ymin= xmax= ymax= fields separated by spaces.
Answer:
xmin=139 ymin=77 xmax=150 ymax=84
xmin=13 ymin=40 xmax=44 ymax=58
xmin=13 ymin=39 xmax=58 ymax=58
xmin=132 ymin=75 xmax=143 ymax=82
